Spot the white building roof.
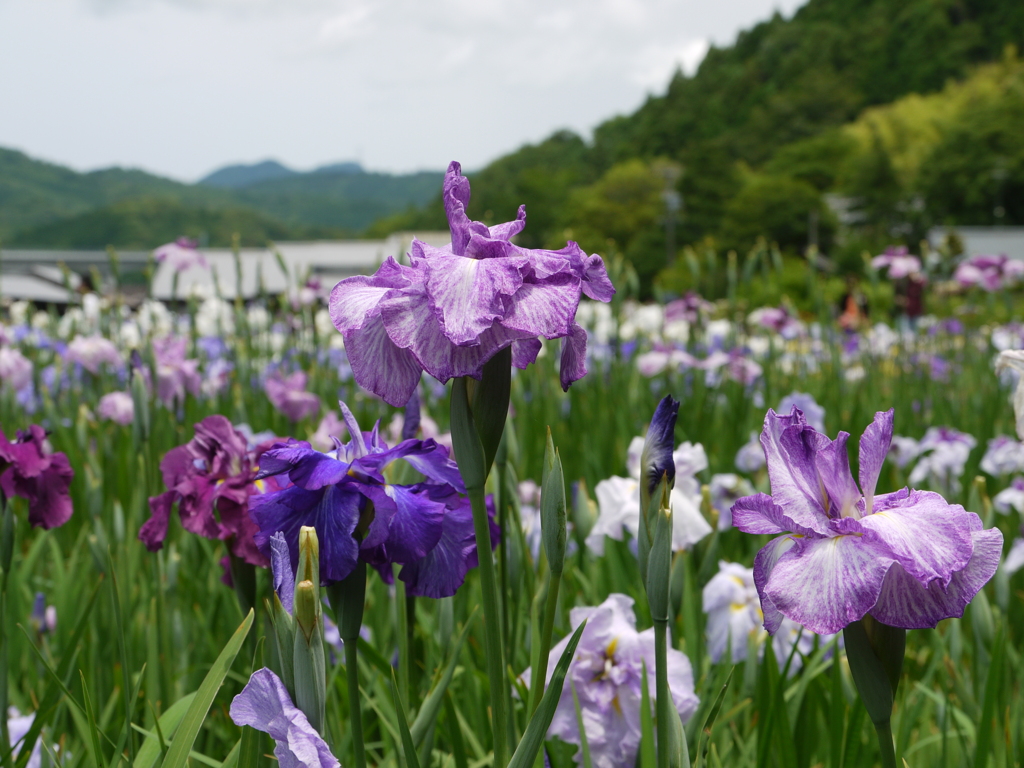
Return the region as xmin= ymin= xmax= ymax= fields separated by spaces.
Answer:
xmin=929 ymin=226 xmax=1024 ymax=261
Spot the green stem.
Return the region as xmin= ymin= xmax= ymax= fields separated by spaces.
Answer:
xmin=873 ymin=719 xmax=898 ymax=768
xmin=529 ymin=571 xmax=561 ymax=713
xmin=345 ymin=638 xmax=366 ymax=768
xmin=468 ymin=484 xmax=510 ymax=768
xmin=654 ymin=620 xmax=670 ymax=768
xmin=0 ymin=494 xmax=13 ymax=762
xmin=396 ymin=575 xmax=410 ymax=709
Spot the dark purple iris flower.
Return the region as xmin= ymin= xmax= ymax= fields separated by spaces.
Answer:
xmin=140 ymin=415 xmax=276 ymax=567
xmin=0 ymin=425 xmax=74 ymax=529
xmin=329 ymin=161 xmax=615 ymax=406
xmin=731 ymin=407 xmax=1003 ymax=635
xmin=250 ymin=402 xmax=497 ymax=598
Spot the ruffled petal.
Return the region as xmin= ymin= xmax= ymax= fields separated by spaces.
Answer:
xmin=500 ymin=276 xmax=580 ymax=339
xmin=812 ymin=431 xmax=861 ymax=517
xmin=763 ymin=534 xmax=895 ymax=635
xmin=870 ymin=526 xmax=1003 ymax=628
xmin=559 ymin=322 xmax=589 ymax=391
xmin=859 ymin=409 xmax=894 ymax=509
xmin=511 ymin=338 xmax=543 ymax=369
xmin=424 ymin=250 xmax=525 ymax=345
xmin=359 ymin=484 xmax=445 ymax=565
xmin=488 ymin=205 xmax=527 ymax=241
xmin=752 ymin=535 xmax=798 ymax=634
xmin=342 ymin=315 xmax=424 ymax=407
xmin=250 ymin=484 xmax=362 ymax=584
xmin=230 ymin=668 xmax=339 ymax=768
xmin=398 ymin=494 xmax=478 ymax=598
xmin=858 ymin=491 xmax=974 ymax=585
xmin=139 ymin=491 xmax=176 ymax=552
xmin=760 ymin=409 xmax=831 ymax=534
xmin=329 ymin=257 xmax=412 ymax=333
xmin=731 ymin=492 xmax=816 ymax=536
xmin=581 ymin=253 xmax=616 ymax=302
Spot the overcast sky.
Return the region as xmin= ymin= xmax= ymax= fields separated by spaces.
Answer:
xmin=0 ymin=0 xmax=802 ymax=182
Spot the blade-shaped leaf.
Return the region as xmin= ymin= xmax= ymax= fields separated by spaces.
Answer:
xmin=507 ymin=620 xmax=587 ymax=768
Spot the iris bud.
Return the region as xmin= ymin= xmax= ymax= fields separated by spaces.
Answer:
xmin=541 ymin=428 xmax=567 ymax=577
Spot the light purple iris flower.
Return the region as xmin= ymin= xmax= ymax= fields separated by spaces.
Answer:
xmin=708 ymin=473 xmax=754 ymax=530
xmin=0 ymin=347 xmax=33 ymax=391
xmin=731 ymin=407 xmax=1003 ymax=635
xmin=155 ymin=238 xmax=208 ymax=273
xmin=230 ymin=668 xmax=339 ymax=768
xmin=702 ymin=561 xmax=835 ymax=672
xmin=778 ymin=392 xmax=824 ymax=433
xmin=872 ymin=246 xmax=922 ymax=280
xmin=518 ymin=594 xmax=698 ymax=768
xmin=908 ymin=426 xmax=976 ymax=495
xmin=980 ymin=435 xmax=1024 ymax=477
xmin=153 ymin=336 xmax=201 ymax=409
xmin=993 ymin=477 xmax=1024 ymax=515
xmin=97 ymin=391 xmax=135 ymax=425
xmin=735 ymin=432 xmax=766 ymax=473
xmin=954 ymin=254 xmax=1024 ymax=291
xmin=251 ymin=402 xmax=497 ymax=597
xmin=265 ymin=371 xmax=321 ymax=422
xmin=0 ymin=425 xmax=74 ymax=529
xmin=329 ymin=161 xmax=615 ymax=406
xmin=66 ymin=335 xmax=122 ymax=374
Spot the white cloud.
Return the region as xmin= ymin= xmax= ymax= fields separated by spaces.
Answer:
xmin=0 ymin=0 xmax=804 ymax=180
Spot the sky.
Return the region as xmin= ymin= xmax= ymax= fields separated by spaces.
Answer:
xmin=0 ymin=0 xmax=802 ymax=182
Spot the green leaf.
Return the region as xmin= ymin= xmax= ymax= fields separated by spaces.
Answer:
xmin=410 ymin=610 xmax=477 ymax=748
xmin=639 ymin=660 xmax=656 ymax=768
xmin=507 ymin=619 xmax=587 ymax=768
xmin=158 ymin=608 xmax=254 ymax=768
xmin=133 ymin=693 xmax=197 ymax=768
xmin=570 ymin=679 xmax=593 ymax=768
xmin=238 ymin=637 xmax=266 ymax=768
xmin=390 ymin=669 xmax=422 ymax=768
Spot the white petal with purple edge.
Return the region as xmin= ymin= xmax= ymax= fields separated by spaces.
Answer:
xmin=752 ymin=534 xmax=798 ymax=634
xmin=764 ymin=534 xmax=895 ymax=635
xmin=759 ymin=410 xmax=831 ymax=534
xmin=860 ymin=409 xmax=894 ymax=510
xmin=870 ymin=526 xmax=1003 ymax=628
xmin=858 ymin=491 xmax=974 ymax=585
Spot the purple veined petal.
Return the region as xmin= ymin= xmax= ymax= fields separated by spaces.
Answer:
xmin=512 ymin=338 xmax=543 ymax=369
xmin=760 ymin=410 xmax=831 ymax=535
xmin=380 ymin=286 xmax=532 ymax=382
xmin=338 ymin=401 xmax=369 ymax=459
xmin=329 ymin=257 xmax=413 ymax=333
xmin=230 ymin=668 xmax=340 ymax=768
xmin=374 ymin=438 xmax=465 ymax=492
xmin=424 ymin=250 xmax=525 ymax=345
xmin=763 ymin=533 xmax=896 ymax=635
xmin=139 ymin=491 xmax=177 ymax=551
xmin=342 ymin=316 xmax=425 ymax=408
xmin=250 ymin=484 xmax=362 ymax=584
xmin=500 ymin=276 xmax=581 ymax=339
xmin=859 ymin=409 xmax=894 ymax=512
xmin=264 ymin=444 xmax=352 ymax=491
xmin=443 ymin=161 xmax=475 ymax=255
xmin=398 ymin=493 xmax=479 ymax=598
xmin=752 ymin=534 xmax=798 ymax=634
xmin=641 ymin=395 xmax=679 ymax=497
xmin=559 ymin=322 xmax=589 ymax=391
xmin=812 ymin=432 xmax=861 ymax=518
xmin=488 ymin=205 xmax=527 ymax=241
xmin=359 ymin=483 xmax=445 ymax=565
xmin=270 ymin=531 xmax=295 ymax=614
xmin=580 ymin=253 xmax=616 ymax=302
xmin=730 ymin=493 xmax=815 ymax=536
xmin=857 ymin=491 xmax=974 ymax=586
xmin=870 ymin=526 xmax=1003 ymax=628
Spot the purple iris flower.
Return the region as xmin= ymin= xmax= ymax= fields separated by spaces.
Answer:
xmin=731 ymin=407 xmax=1003 ymax=635
xmin=250 ymin=402 xmax=496 ymax=598
xmin=265 ymin=370 xmax=321 ymax=423
xmin=328 ymin=161 xmax=615 ymax=406
xmin=0 ymin=425 xmax=74 ymax=529
xmin=153 ymin=336 xmax=201 ymax=409
xmin=778 ymin=392 xmax=824 ymax=433
xmin=871 ymin=246 xmax=922 ymax=280
xmin=230 ymin=668 xmax=339 ymax=768
xmin=140 ymin=415 xmax=276 ymax=567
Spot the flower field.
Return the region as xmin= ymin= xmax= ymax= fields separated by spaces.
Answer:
xmin=1 ymin=166 xmax=1024 ymax=768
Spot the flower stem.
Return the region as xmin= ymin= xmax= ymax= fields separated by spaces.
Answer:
xmin=328 ymin=562 xmax=367 ymax=768
xmin=529 ymin=570 xmax=561 ymax=713
xmin=873 ymin=719 xmax=898 ymax=768
xmin=0 ymin=493 xmax=13 ymax=757
xmin=468 ymin=483 xmax=510 ymax=768
xmin=654 ymin=619 xmax=671 ymax=768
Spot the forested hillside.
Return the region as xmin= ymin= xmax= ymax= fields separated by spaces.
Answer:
xmin=371 ymin=0 xmax=1024 ymax=290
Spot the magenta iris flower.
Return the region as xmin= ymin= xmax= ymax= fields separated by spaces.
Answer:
xmin=140 ymin=415 xmax=275 ymax=567
xmin=731 ymin=407 xmax=1003 ymax=635
xmin=329 ymin=161 xmax=615 ymax=406
xmin=250 ymin=402 xmax=496 ymax=598
xmin=0 ymin=425 xmax=74 ymax=530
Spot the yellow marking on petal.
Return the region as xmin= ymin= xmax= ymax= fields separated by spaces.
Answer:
xmin=605 ymin=637 xmax=618 ymax=658
xmin=254 ymin=479 xmax=266 ymax=493
xmin=612 ymin=696 xmax=622 ymax=716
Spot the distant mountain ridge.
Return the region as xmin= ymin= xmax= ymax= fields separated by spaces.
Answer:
xmin=199 ymin=159 xmax=366 ymax=188
xmin=0 ymin=146 xmax=443 ymax=248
